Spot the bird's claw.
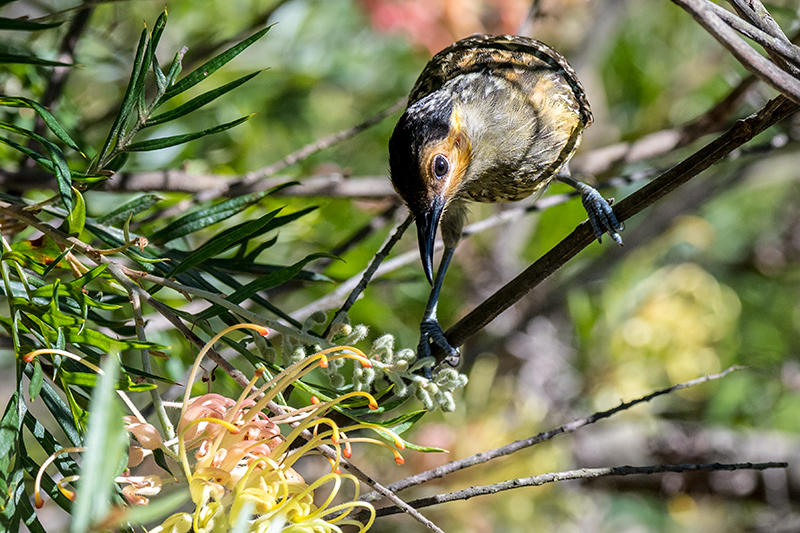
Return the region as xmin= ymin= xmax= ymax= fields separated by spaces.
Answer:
xmin=580 ymin=186 xmax=624 ymax=245
xmin=418 ymin=318 xmax=460 ymax=378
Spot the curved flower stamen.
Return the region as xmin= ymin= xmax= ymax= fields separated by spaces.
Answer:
xmin=34 ymin=447 xmax=83 ymax=508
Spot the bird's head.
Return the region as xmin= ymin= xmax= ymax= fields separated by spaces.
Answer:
xmin=389 ymin=91 xmax=473 ymax=285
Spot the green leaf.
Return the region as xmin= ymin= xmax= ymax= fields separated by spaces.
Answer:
xmin=30 ymin=372 xmax=83 ymax=447
xmin=23 ymin=412 xmax=80 ymax=479
xmin=203 ymin=264 xmax=303 ymax=328
xmin=0 ymin=17 xmax=62 ymax=31
xmin=0 ymin=52 xmax=71 ymax=66
xmin=0 ymin=122 xmax=73 ymax=211
xmin=96 ymin=25 xmax=150 ymax=166
xmin=60 ymin=188 xmax=85 ymax=236
xmin=29 ymin=359 xmax=43 ymax=399
xmin=0 ymin=388 xmax=24 ymax=531
xmin=149 ymin=10 xmax=168 ymax=52
xmin=123 ymin=114 xmax=252 ymax=152
xmin=59 ymin=370 xmax=157 ymax=392
xmin=13 ymin=475 xmax=46 ymax=533
xmin=160 ymin=25 xmax=272 ymax=102
xmin=64 ymin=328 xmax=164 ymax=353
xmin=166 ymin=207 xmax=281 ymax=278
xmin=41 ymin=246 xmax=72 ymax=276
xmin=0 ymin=96 xmax=82 ymax=153
xmin=148 ymin=188 xmax=272 ymax=244
xmin=71 ymin=356 xmax=127 ymax=533
xmin=164 ymin=48 xmax=185 ymax=88
xmin=145 ymin=71 xmax=261 ymax=127
xmin=196 ymin=253 xmax=330 ymax=320
xmin=96 ymin=194 xmax=162 ymax=225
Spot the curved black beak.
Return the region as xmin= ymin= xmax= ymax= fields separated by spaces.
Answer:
xmin=416 ymin=196 xmax=445 ymax=286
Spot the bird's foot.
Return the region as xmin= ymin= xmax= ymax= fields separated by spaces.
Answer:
xmin=418 ymin=318 xmax=460 ymax=378
xmin=579 ymin=185 xmax=624 ymax=245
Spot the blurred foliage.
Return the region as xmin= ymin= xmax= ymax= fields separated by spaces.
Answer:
xmin=2 ymin=0 xmax=800 ymax=532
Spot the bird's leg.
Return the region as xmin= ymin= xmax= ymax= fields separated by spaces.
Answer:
xmin=418 ymin=245 xmax=460 ymax=374
xmin=557 ymin=172 xmax=624 ymax=245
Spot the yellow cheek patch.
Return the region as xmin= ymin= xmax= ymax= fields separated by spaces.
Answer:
xmin=419 ymin=109 xmax=473 ymax=203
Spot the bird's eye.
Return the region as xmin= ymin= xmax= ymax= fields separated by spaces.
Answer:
xmin=432 ymin=154 xmax=450 ymax=179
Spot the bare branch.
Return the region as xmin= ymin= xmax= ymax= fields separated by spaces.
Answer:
xmin=441 ymin=96 xmax=799 ymax=353
xmin=373 ymin=462 xmax=789 ymax=517
xmin=322 ymin=213 xmax=414 ymax=336
xmin=363 ymin=366 xmax=744 ymax=501
xmin=672 ymin=0 xmax=800 ymax=101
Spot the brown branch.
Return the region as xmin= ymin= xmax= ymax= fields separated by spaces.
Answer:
xmin=441 ymin=95 xmax=799 ymax=353
xmin=321 ymin=213 xmax=414 ymax=336
xmin=372 ymin=462 xmax=789 ymax=517
xmin=672 ymin=0 xmax=800 ymax=102
xmin=362 ymin=366 xmax=744 ymax=501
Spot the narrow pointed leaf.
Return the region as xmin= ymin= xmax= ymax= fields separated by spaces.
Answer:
xmin=197 ymin=253 xmax=330 ymax=319
xmin=161 ymin=25 xmax=271 ymax=102
xmin=0 ymin=389 xmax=24 ymax=531
xmin=164 ymin=48 xmax=185 ymax=88
xmin=145 ymin=71 xmax=261 ymax=127
xmin=124 ymin=114 xmax=251 ymax=152
xmin=0 ymin=18 xmax=62 ymax=30
xmin=148 ymin=185 xmax=272 ymax=244
xmin=71 ymin=356 xmax=127 ymax=533
xmin=0 ymin=122 xmax=73 ymax=211
xmin=60 ymin=188 xmax=85 ymax=236
xmin=166 ymin=208 xmax=281 ymax=277
xmin=0 ymin=96 xmax=82 ymax=153
xmin=153 ymin=55 xmax=167 ymax=93
xmin=97 ymin=26 xmax=149 ymax=164
xmin=0 ymin=52 xmax=71 ymax=66
xmin=96 ymin=194 xmax=161 ymax=225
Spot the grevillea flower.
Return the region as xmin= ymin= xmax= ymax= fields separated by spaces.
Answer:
xmin=29 ymin=324 xmax=406 ymax=532
xmin=154 ymin=324 xmax=405 ymax=532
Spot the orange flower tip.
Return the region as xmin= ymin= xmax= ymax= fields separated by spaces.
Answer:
xmin=395 ymin=441 xmax=406 ymax=451
xmin=335 ymin=468 xmax=342 ymax=474
xmin=35 ymin=496 xmax=44 ymax=509
xmin=360 ymin=360 xmax=372 ymax=368
xmin=343 ymin=448 xmax=352 ymax=459
xmin=310 ymin=396 xmax=320 ymax=404
xmin=318 ymin=357 xmax=329 ymax=368
xmin=330 ymin=436 xmax=340 ymax=445
xmin=255 ymin=368 xmax=265 ymax=377
xmin=23 ymin=353 xmax=35 ymax=363
xmin=394 ymin=456 xmax=405 ymax=466
xmin=368 ymin=402 xmax=378 ymax=411
xmin=257 ymin=328 xmax=269 ymax=337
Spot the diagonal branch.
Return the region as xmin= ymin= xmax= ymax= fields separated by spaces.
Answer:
xmin=441 ymin=95 xmax=799 ymax=353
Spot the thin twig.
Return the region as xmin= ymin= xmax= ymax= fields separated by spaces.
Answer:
xmin=672 ymin=0 xmax=800 ymax=102
xmin=372 ymin=462 xmax=789 ymax=517
xmin=362 ymin=366 xmax=744 ymax=501
xmin=200 ymin=97 xmax=407 ymax=202
xmin=320 ymin=213 xmax=414 ymax=335
xmin=128 ymin=284 xmax=175 ymax=441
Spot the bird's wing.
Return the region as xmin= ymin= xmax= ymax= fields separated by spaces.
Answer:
xmin=407 ymin=34 xmax=592 ymax=128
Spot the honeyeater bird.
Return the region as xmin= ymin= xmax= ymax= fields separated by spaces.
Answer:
xmin=388 ymin=34 xmax=624 ymax=369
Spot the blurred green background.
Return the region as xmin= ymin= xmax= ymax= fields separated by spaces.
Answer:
xmin=2 ymin=0 xmax=800 ymax=531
